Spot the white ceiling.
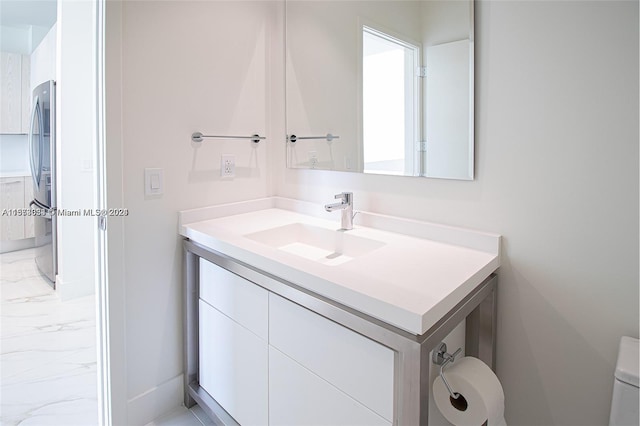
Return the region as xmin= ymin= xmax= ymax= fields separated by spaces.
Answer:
xmin=0 ymin=0 xmax=57 ymax=54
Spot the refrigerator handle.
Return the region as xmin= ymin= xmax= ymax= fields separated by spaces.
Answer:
xmin=28 ymin=97 xmax=42 ymax=190
xmin=30 ymin=199 xmax=54 ymax=219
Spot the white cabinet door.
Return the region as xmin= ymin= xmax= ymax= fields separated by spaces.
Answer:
xmin=199 ymin=300 xmax=268 ymax=426
xmin=0 ymin=177 xmax=25 ymax=241
xmin=269 ymin=347 xmax=391 ymax=426
xmin=199 ymin=258 xmax=268 ymax=340
xmin=1 ymin=52 xmax=31 ymax=134
xmin=0 ymin=52 xmax=22 ymax=134
xmin=269 ymin=293 xmax=395 ymax=421
xmin=20 ymin=56 xmax=30 ymax=134
xmin=23 ymin=177 xmax=34 ymax=238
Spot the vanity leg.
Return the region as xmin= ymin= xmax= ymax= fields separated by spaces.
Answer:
xmin=465 ymin=276 xmax=497 ymax=370
xmin=419 ymin=344 xmax=433 ymax=426
xmin=184 ymin=247 xmax=199 ymax=407
xmin=395 ymin=343 xmax=425 ymax=426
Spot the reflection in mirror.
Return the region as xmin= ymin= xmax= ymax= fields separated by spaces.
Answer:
xmin=286 ymin=0 xmax=474 ymax=180
xmin=363 ymin=26 xmax=419 ymax=175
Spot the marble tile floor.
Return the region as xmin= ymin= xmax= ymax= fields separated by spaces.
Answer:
xmin=1 ymin=248 xmax=98 ymax=425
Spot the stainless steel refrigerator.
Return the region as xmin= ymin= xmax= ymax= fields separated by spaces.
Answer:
xmin=29 ymin=80 xmax=57 ymax=286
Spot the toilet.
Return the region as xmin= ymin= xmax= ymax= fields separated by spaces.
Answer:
xmin=609 ymin=336 xmax=639 ymax=426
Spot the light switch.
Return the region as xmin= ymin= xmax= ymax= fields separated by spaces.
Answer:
xmin=150 ymin=174 xmax=160 ymax=189
xmin=144 ymin=168 xmax=163 ymax=196
xmin=81 ymin=159 xmax=93 ymax=172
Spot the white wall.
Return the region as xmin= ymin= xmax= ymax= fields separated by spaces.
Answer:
xmin=106 ymin=0 xmax=638 ymax=424
xmin=107 ymin=1 xmax=277 ymax=423
xmin=0 ymin=134 xmax=29 ymax=174
xmin=276 ymin=1 xmax=639 ymax=425
xmin=30 ymin=23 xmax=57 ymax=89
xmin=421 ymin=0 xmax=469 ymax=47
xmin=0 ymin=25 xmax=51 ymax=56
xmin=56 ymin=0 xmax=97 ymax=301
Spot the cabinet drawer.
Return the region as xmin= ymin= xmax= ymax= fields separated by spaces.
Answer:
xmin=199 ymin=258 xmax=268 ymax=340
xmin=199 ymin=300 xmax=268 ymax=426
xmin=269 ymin=347 xmax=390 ymax=426
xmin=0 ymin=177 xmax=26 ymax=241
xmin=269 ymin=293 xmax=394 ymax=421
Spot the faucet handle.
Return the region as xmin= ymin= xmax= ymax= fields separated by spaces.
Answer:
xmin=335 ymin=192 xmax=352 ymax=204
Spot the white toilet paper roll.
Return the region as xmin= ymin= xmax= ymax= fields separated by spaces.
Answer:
xmin=433 ymin=356 xmax=506 ymax=426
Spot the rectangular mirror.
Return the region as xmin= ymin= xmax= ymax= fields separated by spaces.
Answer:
xmin=285 ymin=0 xmax=474 ymax=180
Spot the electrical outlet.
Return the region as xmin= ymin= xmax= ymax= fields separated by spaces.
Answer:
xmin=309 ymin=151 xmax=318 ymax=169
xmin=344 ymin=157 xmax=352 ymax=170
xmin=221 ymin=154 xmax=235 ymax=178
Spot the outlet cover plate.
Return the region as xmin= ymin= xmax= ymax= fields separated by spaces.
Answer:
xmin=221 ymin=154 xmax=235 ymax=178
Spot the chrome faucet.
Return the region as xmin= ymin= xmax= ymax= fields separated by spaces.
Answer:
xmin=324 ymin=192 xmax=355 ymax=230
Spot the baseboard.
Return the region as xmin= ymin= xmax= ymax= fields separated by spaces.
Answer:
xmin=0 ymin=237 xmax=35 ymax=253
xmin=56 ymin=274 xmax=95 ymax=301
xmin=127 ymin=374 xmax=184 ymax=426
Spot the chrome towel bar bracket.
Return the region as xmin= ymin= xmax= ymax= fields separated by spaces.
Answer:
xmin=191 ymin=132 xmax=265 ymax=144
xmin=288 ymin=133 xmax=339 ymax=143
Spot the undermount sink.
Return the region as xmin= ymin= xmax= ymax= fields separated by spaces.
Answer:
xmin=245 ymin=223 xmax=385 ymax=266
xmin=180 ymin=198 xmax=502 ymax=334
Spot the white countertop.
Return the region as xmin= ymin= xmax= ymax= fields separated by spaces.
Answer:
xmin=179 ymin=198 xmax=501 ymax=335
xmin=0 ymin=171 xmax=31 ymax=179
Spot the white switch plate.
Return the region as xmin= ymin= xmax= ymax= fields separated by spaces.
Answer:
xmin=81 ymin=159 xmax=93 ymax=172
xmin=221 ymin=154 xmax=235 ymax=178
xmin=144 ymin=168 xmax=163 ymax=196
xmin=309 ymin=151 xmax=318 ymax=169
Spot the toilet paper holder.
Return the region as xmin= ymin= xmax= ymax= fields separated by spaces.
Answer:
xmin=432 ymin=342 xmax=463 ymax=400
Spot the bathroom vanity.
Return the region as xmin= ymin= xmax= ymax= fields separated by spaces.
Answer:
xmin=180 ymin=197 xmax=500 ymax=425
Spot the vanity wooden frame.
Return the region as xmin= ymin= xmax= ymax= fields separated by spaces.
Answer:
xmin=183 ymin=239 xmax=497 ymax=426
